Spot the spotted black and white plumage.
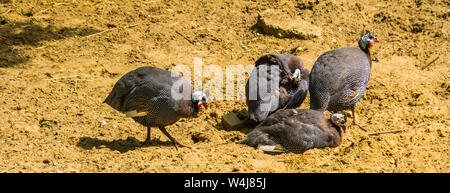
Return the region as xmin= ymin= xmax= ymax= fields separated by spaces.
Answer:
xmin=239 ymin=109 xmax=345 ymax=154
xmin=309 ymin=32 xmax=378 ymax=128
xmin=245 ymin=54 xmax=310 ymax=122
xmin=104 ymin=66 xmax=207 ymax=148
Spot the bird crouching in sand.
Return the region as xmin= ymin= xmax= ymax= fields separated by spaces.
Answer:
xmin=239 ymin=109 xmax=346 ymax=154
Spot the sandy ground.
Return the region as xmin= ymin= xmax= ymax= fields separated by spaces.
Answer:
xmin=0 ymin=0 xmax=448 ymax=173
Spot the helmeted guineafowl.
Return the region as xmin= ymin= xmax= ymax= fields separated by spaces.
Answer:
xmin=239 ymin=109 xmax=346 ymax=154
xmin=309 ymin=32 xmax=378 ymax=130
xmin=104 ymin=66 xmax=209 ymax=149
xmin=245 ymin=54 xmax=310 ymax=122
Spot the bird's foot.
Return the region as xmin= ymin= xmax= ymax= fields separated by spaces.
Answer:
xmin=351 ymin=111 xmax=367 ymax=132
xmin=158 ymin=127 xmax=191 ymax=150
xmin=352 ymin=122 xmax=367 ymax=132
xmin=170 ymin=140 xmax=192 ymax=150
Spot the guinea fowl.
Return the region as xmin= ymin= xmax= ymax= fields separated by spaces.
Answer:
xmin=239 ymin=109 xmax=346 ymax=154
xmin=103 ymin=66 xmax=209 ymax=149
xmin=245 ymin=54 xmax=310 ymax=122
xmin=309 ymin=32 xmax=378 ymax=130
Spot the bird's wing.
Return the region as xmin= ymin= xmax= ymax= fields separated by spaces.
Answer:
xmin=104 ymin=67 xmax=179 ymax=113
xmin=240 ymin=109 xmax=298 ymax=146
xmin=289 ymin=122 xmax=331 ymax=149
xmin=246 ymin=65 xmax=281 ymax=122
xmin=283 ymin=79 xmax=309 ymax=109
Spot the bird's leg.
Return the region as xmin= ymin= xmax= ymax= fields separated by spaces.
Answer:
xmin=158 ymin=127 xmax=186 ymax=150
xmin=352 ymin=110 xmax=367 ymax=131
xmin=140 ymin=127 xmax=152 ymax=146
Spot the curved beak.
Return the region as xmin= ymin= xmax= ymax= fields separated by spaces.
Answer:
xmin=197 ymin=102 xmax=208 ymax=109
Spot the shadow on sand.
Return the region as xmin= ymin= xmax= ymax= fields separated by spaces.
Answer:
xmin=77 ymin=136 xmax=174 ymax=153
xmin=0 ymin=18 xmax=101 ymax=67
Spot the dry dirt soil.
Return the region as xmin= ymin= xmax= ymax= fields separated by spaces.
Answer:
xmin=0 ymin=0 xmax=449 ymax=173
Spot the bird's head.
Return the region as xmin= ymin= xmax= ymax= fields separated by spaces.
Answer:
xmin=191 ymin=91 xmax=209 ymax=109
xmin=359 ymin=32 xmax=378 ymax=50
xmin=288 ymin=68 xmax=302 ymax=85
xmin=330 ymin=113 xmax=347 ymax=133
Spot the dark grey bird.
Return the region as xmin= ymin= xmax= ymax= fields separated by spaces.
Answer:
xmin=245 ymin=54 xmax=310 ymax=122
xmin=239 ymin=109 xmax=346 ymax=154
xmin=309 ymin=32 xmax=378 ymax=130
xmin=103 ymin=66 xmax=209 ymax=149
